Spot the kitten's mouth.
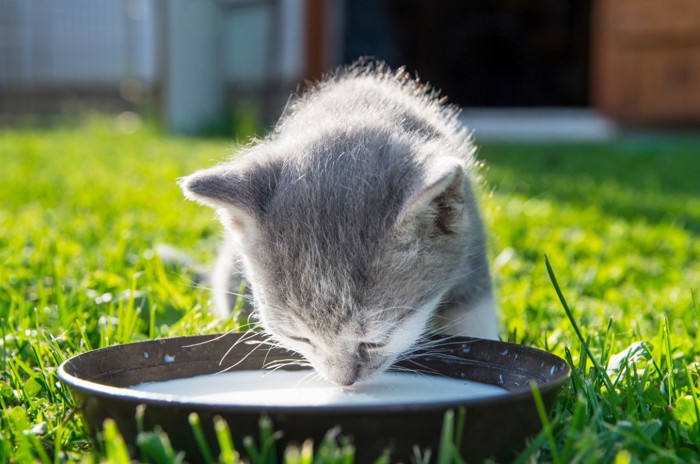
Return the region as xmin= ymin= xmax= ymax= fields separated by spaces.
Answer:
xmin=333 ymin=363 xmax=362 ymax=386
xmin=315 ymin=363 xmax=363 ymax=387
xmin=325 ymin=359 xmax=391 ymax=387
xmin=305 ymin=349 xmax=394 ymax=386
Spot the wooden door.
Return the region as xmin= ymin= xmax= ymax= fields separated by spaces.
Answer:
xmin=593 ymin=0 xmax=700 ymax=123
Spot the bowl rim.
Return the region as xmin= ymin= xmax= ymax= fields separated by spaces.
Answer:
xmin=58 ymin=334 xmax=570 ymax=414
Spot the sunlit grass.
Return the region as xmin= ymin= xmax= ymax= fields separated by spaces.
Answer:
xmin=0 ymin=119 xmax=698 ymax=462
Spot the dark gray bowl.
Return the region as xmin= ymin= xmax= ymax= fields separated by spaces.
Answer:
xmin=58 ymin=333 xmax=569 ymax=463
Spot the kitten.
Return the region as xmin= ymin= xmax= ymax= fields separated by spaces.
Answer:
xmin=180 ymin=63 xmax=498 ymax=386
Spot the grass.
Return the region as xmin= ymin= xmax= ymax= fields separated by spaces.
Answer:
xmin=1 ymin=118 xmax=699 ymax=463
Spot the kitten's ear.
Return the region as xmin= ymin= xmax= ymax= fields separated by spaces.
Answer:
xmin=179 ymin=162 xmax=277 ymax=238
xmin=396 ymin=157 xmax=466 ymax=235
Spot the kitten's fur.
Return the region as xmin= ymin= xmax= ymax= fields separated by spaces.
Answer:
xmin=180 ymin=63 xmax=498 ymax=386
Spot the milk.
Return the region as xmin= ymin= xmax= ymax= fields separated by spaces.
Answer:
xmin=131 ymin=370 xmax=507 ymax=406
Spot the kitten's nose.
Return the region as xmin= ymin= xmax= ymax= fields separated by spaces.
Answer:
xmin=337 ymin=373 xmax=358 ymax=386
xmin=333 ymin=362 xmax=360 ymax=386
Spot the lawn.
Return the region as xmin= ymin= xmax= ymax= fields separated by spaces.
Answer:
xmin=1 ymin=119 xmax=699 ymax=463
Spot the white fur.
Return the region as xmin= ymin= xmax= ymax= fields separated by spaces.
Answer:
xmin=439 ymin=296 xmax=499 ymax=340
xmin=180 ymin=63 xmax=499 ymax=384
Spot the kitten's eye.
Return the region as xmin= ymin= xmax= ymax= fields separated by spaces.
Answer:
xmin=275 ymin=328 xmax=313 ymax=345
xmin=359 ymin=341 xmax=387 ymax=350
xmin=289 ymin=335 xmax=313 ymax=345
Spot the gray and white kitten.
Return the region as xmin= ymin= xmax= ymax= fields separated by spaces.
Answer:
xmin=180 ymin=64 xmax=498 ymax=386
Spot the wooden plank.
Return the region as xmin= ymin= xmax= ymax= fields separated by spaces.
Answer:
xmin=608 ymin=0 xmax=700 ymax=37
xmin=592 ymin=0 xmax=700 ymax=123
xmin=305 ymin=0 xmax=325 ymax=81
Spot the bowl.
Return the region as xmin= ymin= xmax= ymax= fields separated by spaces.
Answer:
xmin=58 ymin=333 xmax=569 ymax=462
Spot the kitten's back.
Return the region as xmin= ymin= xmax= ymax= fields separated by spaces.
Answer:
xmin=275 ymin=67 xmax=472 ymax=161
xmin=180 ymin=64 xmax=499 ymax=362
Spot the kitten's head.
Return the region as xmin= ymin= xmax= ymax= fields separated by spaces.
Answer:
xmin=180 ymin=134 xmax=471 ymax=385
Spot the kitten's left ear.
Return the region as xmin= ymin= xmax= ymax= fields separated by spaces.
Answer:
xmin=396 ymin=157 xmax=466 ymax=235
xmin=179 ymin=160 xmax=278 ymax=239
xmin=179 ymin=165 xmax=260 ymax=210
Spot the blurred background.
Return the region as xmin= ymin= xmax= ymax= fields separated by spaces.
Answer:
xmin=1 ymin=0 xmax=699 ymax=138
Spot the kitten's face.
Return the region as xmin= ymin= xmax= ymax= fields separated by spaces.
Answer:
xmin=243 ymin=215 xmax=464 ymax=386
xmin=181 ymin=138 xmax=469 ymax=385
xmin=254 ymin=281 xmax=440 ymax=386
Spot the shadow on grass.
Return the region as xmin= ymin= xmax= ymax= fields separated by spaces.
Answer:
xmin=478 ymin=138 xmax=700 ymax=233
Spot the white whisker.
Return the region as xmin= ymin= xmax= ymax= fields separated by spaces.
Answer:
xmin=215 ymin=341 xmax=264 ymax=373
xmin=218 ymin=331 xmax=270 ymax=365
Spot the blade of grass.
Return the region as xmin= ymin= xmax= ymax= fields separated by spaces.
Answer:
xmin=257 ymin=416 xmax=278 ymax=464
xmin=149 ymin=302 xmax=157 ymax=339
xmin=102 ymin=419 xmax=131 ymax=464
xmin=284 ymin=444 xmax=301 ymax=464
xmin=1 ymin=320 xmax=6 ymax=374
xmin=544 ymin=255 xmax=617 ymax=398
xmin=560 ymin=394 xmax=587 ymax=461
xmin=436 ymin=409 xmax=455 ymax=464
xmin=662 ymin=316 xmax=676 ymax=405
xmin=53 ymin=424 xmax=65 ymax=464
xmin=684 ymin=365 xmax=700 ymax=446
xmin=511 ymin=428 xmax=548 ymax=464
xmin=530 ymin=381 xmax=561 ymax=464
xmin=214 ymin=416 xmax=239 ymax=464
xmin=136 ymin=426 xmax=183 ymax=464
xmin=340 ymin=439 xmax=355 ymax=464
xmin=299 ymin=439 xmax=313 ymax=464
xmin=189 ymin=413 xmax=213 ymax=464
xmin=372 ymin=450 xmax=391 ymax=464
xmin=453 ymin=407 xmax=466 ymax=453
xmin=27 ymin=433 xmax=51 ymax=464
xmin=243 ymin=436 xmax=260 ymax=463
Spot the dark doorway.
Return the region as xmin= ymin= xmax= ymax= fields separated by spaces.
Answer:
xmin=344 ymin=0 xmax=591 ymax=107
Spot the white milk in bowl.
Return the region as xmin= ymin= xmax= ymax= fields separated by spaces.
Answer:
xmin=131 ymin=370 xmax=507 ymax=407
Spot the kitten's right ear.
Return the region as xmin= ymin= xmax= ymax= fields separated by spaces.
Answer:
xmin=180 ymin=166 xmax=244 ymax=209
xmin=394 ymin=157 xmax=466 ymax=236
xmin=179 ymin=162 xmax=276 ymax=238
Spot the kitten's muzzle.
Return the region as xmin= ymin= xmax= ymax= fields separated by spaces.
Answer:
xmin=334 ymin=362 xmax=361 ymax=386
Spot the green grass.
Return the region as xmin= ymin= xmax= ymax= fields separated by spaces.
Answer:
xmin=1 ymin=119 xmax=699 ymax=463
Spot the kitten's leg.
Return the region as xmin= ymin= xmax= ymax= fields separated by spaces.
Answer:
xmin=436 ymin=295 xmax=499 ymax=340
xmin=211 ymin=237 xmax=242 ymax=317
xmin=433 ymin=245 xmax=499 ymax=340
xmin=434 ymin=184 xmax=500 ymax=339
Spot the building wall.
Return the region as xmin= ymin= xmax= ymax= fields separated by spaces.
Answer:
xmin=0 ymin=0 xmax=157 ymax=87
xmin=0 ymin=0 xmax=307 ymax=132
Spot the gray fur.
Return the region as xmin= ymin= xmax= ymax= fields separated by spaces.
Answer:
xmin=180 ymin=63 xmax=498 ymax=385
